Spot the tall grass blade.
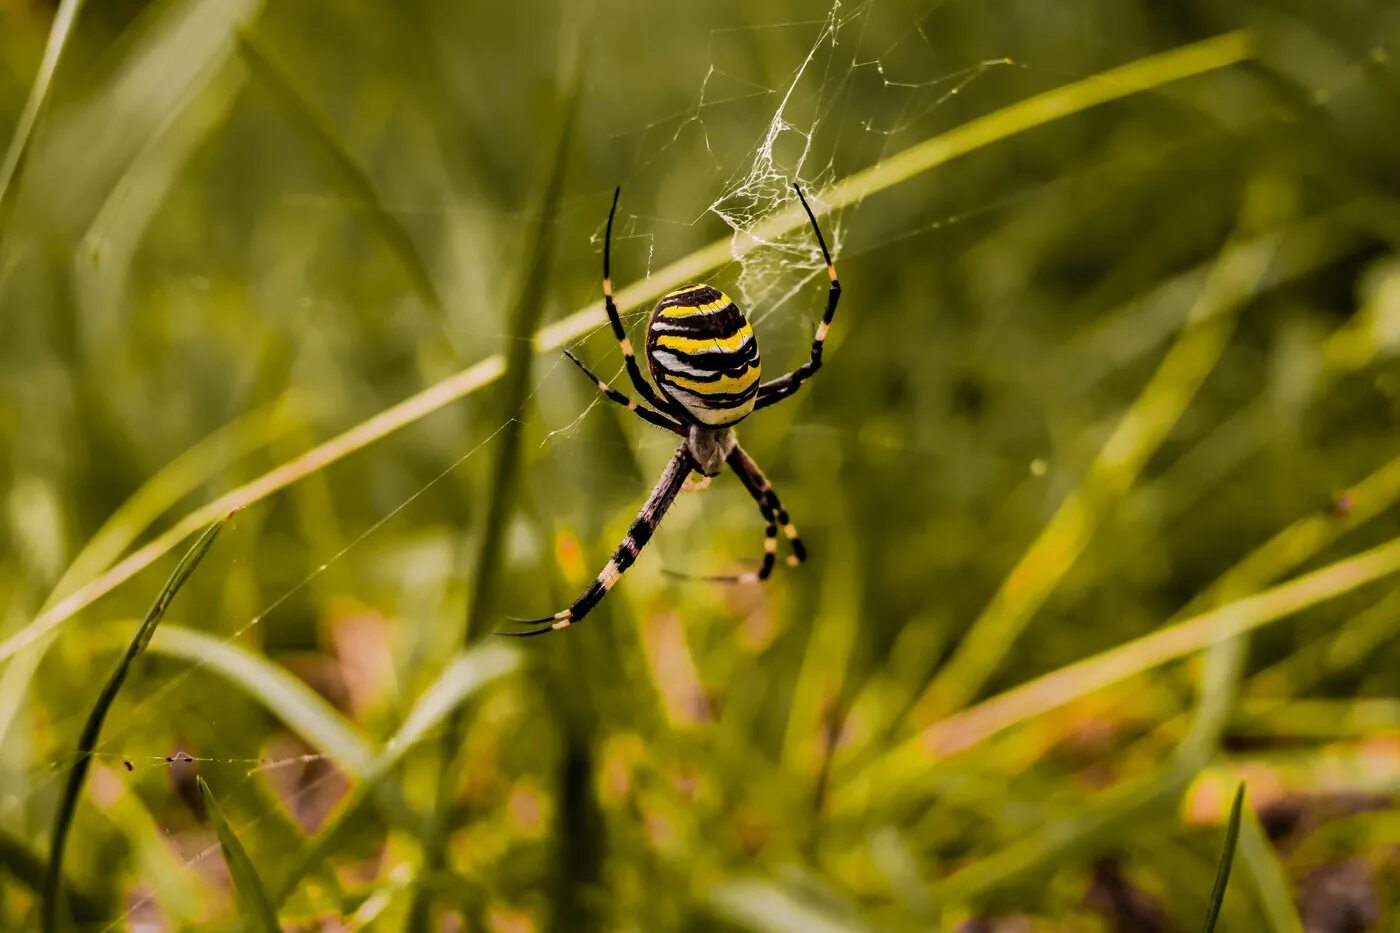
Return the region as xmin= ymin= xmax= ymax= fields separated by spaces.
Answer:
xmin=15 ymin=0 xmax=261 ymax=232
xmin=0 ymin=0 xmax=85 ymax=237
xmin=235 ymin=30 xmax=445 ymax=315
xmin=197 ymin=776 xmax=280 ymax=933
xmin=40 ymin=516 xmax=227 ymax=933
xmin=0 ymin=830 xmax=103 ymax=924
xmin=1201 ymin=782 xmax=1245 ymax=933
xmin=0 ymin=32 xmax=1256 ymax=667
xmin=406 ymin=41 xmax=582 ymax=932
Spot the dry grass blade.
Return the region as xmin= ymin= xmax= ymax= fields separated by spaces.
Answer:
xmin=839 ymin=534 xmax=1400 ymax=813
xmin=197 ymin=776 xmax=280 ymax=933
xmin=40 ymin=516 xmax=227 ymax=933
xmin=0 ymin=398 xmax=298 ymax=749
xmin=0 ymin=31 xmax=1257 ymax=671
xmin=1202 ymin=782 xmax=1245 ymax=932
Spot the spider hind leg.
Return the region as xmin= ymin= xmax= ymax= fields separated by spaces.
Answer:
xmin=501 ymin=444 xmax=693 ymax=636
xmin=665 ymin=442 xmax=806 ymax=585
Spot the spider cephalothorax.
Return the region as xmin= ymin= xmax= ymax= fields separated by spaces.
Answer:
xmin=505 ymin=183 xmax=840 ymax=635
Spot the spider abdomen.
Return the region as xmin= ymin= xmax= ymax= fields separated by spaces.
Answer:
xmin=646 ymin=284 xmax=761 ymax=426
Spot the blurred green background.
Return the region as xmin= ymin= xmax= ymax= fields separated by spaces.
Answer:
xmin=3 ymin=0 xmax=1400 ymax=929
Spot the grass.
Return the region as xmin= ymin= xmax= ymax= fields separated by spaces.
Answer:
xmin=912 ymin=174 xmax=1273 ymax=721
xmin=235 ymin=30 xmax=446 ymax=316
xmin=0 ymin=0 xmax=84 ymax=233
xmin=198 ymin=775 xmax=281 ymax=932
xmin=407 ymin=43 xmax=582 ymax=929
xmin=3 ymin=2 xmax=1398 ymax=929
xmin=1201 ymin=782 xmax=1245 ymax=932
xmin=41 ymin=517 xmax=226 ymax=931
xmin=1239 ymin=797 xmax=1306 ymax=931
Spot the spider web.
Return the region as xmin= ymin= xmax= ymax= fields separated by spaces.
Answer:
xmin=4 ymin=2 xmax=1043 ymax=926
xmin=549 ymin=0 xmax=1017 ymax=439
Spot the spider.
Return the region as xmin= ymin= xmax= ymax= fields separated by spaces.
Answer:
xmin=504 ymin=183 xmax=840 ymax=636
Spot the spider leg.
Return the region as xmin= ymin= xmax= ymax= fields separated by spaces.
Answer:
xmin=728 ymin=441 xmax=806 ymax=572
xmin=755 ymin=182 xmax=842 ymax=411
xmin=502 ymin=443 xmax=694 ymax=635
xmin=562 ymin=350 xmax=685 ymax=435
xmin=665 ymin=442 xmax=805 ymax=584
xmin=602 ymin=188 xmax=682 ymax=418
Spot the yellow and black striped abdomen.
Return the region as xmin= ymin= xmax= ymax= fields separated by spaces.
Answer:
xmin=646 ymin=284 xmax=761 ymax=427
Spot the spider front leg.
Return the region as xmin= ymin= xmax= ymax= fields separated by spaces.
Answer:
xmin=756 ymin=182 xmax=842 ymax=411
xmin=601 ymin=188 xmax=681 ymax=419
xmin=503 ymin=444 xmax=694 ymax=635
xmin=562 ymin=350 xmax=685 ymax=434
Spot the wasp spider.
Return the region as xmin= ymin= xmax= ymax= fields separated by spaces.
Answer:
xmin=505 ymin=183 xmax=840 ymax=636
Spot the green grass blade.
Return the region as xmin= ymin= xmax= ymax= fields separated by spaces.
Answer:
xmin=1238 ymin=797 xmax=1304 ymax=932
xmin=0 ymin=829 xmax=104 ymax=924
xmin=0 ymin=0 xmax=85 ymax=235
xmin=457 ymin=61 xmax=581 ymax=647
xmin=0 ymin=398 xmax=298 ymax=749
xmin=11 ymin=0 xmax=261 ymax=235
xmin=388 ymin=644 xmax=520 ymax=750
xmin=197 ymin=776 xmax=280 ymax=933
xmin=407 ymin=43 xmax=582 ymax=932
xmin=40 ymin=516 xmax=227 ymax=933
xmin=925 ymin=766 xmax=1183 ymax=907
xmin=270 ymin=643 xmax=519 ymax=906
xmin=915 ymin=198 xmax=1275 ymax=721
xmin=147 ymin=625 xmax=422 ymax=835
xmin=235 ymin=30 xmax=444 ymax=315
xmin=0 ymin=32 xmax=1256 ymax=668
xmin=150 ymin=625 xmax=374 ymax=776
xmin=1201 ymin=782 xmax=1245 ymax=932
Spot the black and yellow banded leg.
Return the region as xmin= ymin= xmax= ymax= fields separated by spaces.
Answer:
xmin=666 ymin=442 xmax=805 ymax=585
xmin=756 ymin=183 xmax=842 ymax=410
xmin=603 ymin=188 xmax=680 ymax=418
xmin=664 ymin=493 xmax=778 ymax=584
xmin=503 ymin=444 xmax=695 ymax=635
xmin=562 ymin=350 xmax=685 ymax=435
xmin=728 ymin=442 xmax=807 ymax=569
